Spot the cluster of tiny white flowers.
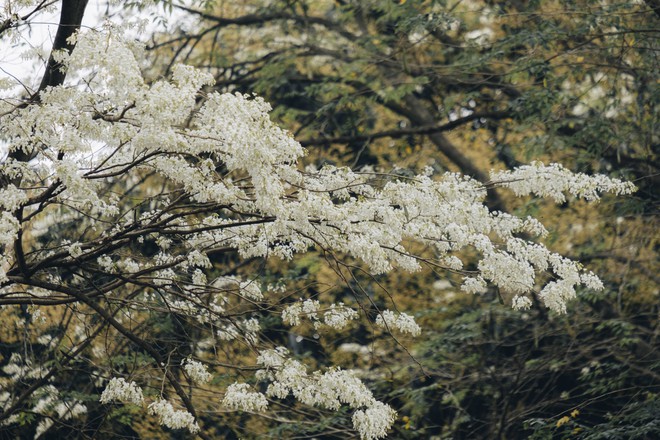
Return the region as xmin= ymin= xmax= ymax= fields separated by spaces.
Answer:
xmin=352 ymin=401 xmax=398 ymax=440
xmin=182 ymin=358 xmax=212 ymax=385
xmin=2 ymin=357 xmax=27 ymax=381
xmin=191 ymin=268 xmax=207 ymax=285
xmin=256 ymin=346 xmax=288 ymax=368
xmin=156 ymin=236 xmax=172 ymax=250
xmin=0 ymin=185 xmax=27 ymax=213
xmin=216 ymin=322 xmax=240 ymax=341
xmin=512 ymin=295 xmax=533 ymax=310
xmin=36 ymin=333 xmax=58 ymax=348
xmin=441 ymin=255 xmax=464 ymax=270
xmin=375 ymin=310 xmax=422 ymax=337
xmin=68 ymin=242 xmax=83 ymax=258
xmin=322 ymin=303 xmax=360 ymax=330
xmin=523 ymin=217 xmax=549 ymax=237
xmin=0 ymin=391 xmax=18 ymax=426
xmin=539 ymin=281 xmax=575 ymax=315
xmin=490 ymin=161 xmax=637 ymax=203
xmin=213 ymin=276 xmax=264 ymax=301
xmin=239 ymin=280 xmax=263 ymax=301
xmin=99 ymin=377 xmax=144 ymax=405
xmin=97 ymin=255 xmax=114 ymax=272
xmin=581 ymin=272 xmax=604 ymax=290
xmin=187 ymin=250 xmax=211 ymax=268
xmin=119 ymin=259 xmax=141 ymax=273
xmin=0 ymin=211 xmax=19 ymax=247
xmin=27 ymin=385 xmax=87 ymax=438
xmin=461 ymin=276 xmax=488 ymax=294
xmin=217 ymin=318 xmax=260 ymax=344
xmin=222 ymin=383 xmax=269 ymax=412
xmin=252 ymin=347 xmax=396 ymax=439
xmin=282 ymin=299 xmax=358 ymax=330
xmin=282 ymin=299 xmax=320 ymax=326
xmin=2 ymin=353 xmax=47 ymax=381
xmin=479 ymin=251 xmax=535 ymax=294
xmin=147 ymin=399 xmax=199 ymax=434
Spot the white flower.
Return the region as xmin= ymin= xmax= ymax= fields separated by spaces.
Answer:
xmin=254 ymin=350 xmax=396 ymax=437
xmin=581 ymin=272 xmax=604 ymax=290
xmin=191 ymin=268 xmax=207 ymax=285
xmin=282 ymin=300 xmax=358 ymax=330
xmin=213 ymin=276 xmax=264 ymax=300
xmin=282 ymin=303 xmax=302 ymax=326
xmin=0 ymin=211 xmax=20 ymax=249
xmin=97 ymin=255 xmax=114 ymax=272
xmin=68 ymin=242 xmax=83 ymax=258
xmin=352 ymin=401 xmax=397 ymax=440
xmin=223 ymin=383 xmax=268 ymax=412
xmin=321 ymin=303 xmax=359 ymax=330
xmin=148 ymin=399 xmax=199 ymax=434
xmin=461 ymin=277 xmax=488 ymax=294
xmin=512 ymin=295 xmax=533 ymax=310
xmin=182 ymin=358 xmax=212 ymax=385
xmin=375 ymin=310 xmax=421 ymax=337
xmin=282 ymin=299 xmax=319 ymax=326
xmin=256 ymin=347 xmax=289 ymax=369
xmin=539 ymin=281 xmax=576 ymax=314
xmin=99 ymin=377 xmax=144 ymax=405
xmin=239 ymin=279 xmax=263 ymax=301
xmin=187 ymin=250 xmax=211 ymax=268
xmin=490 ymin=161 xmax=636 ymax=203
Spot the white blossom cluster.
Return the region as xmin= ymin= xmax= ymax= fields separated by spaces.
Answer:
xmin=3 ymin=385 xmax=87 ymax=437
xmin=2 ymin=353 xmax=47 ymax=381
xmin=238 ymin=347 xmax=395 ymax=439
xmin=182 ymin=358 xmax=212 ymax=385
xmin=490 ymin=161 xmax=636 ymax=203
xmin=0 ymin=392 xmax=17 ymax=426
xmin=375 ymin=310 xmax=422 ymax=337
xmin=282 ymin=299 xmax=320 ymax=325
xmin=99 ymin=377 xmax=144 ymax=405
xmin=222 ymin=383 xmax=269 ymax=412
xmin=323 ymin=303 xmax=360 ymax=329
xmin=147 ymin=399 xmax=200 ymax=434
xmin=0 ymin=186 xmax=24 ymax=282
xmin=217 ymin=317 xmax=260 ymax=344
xmin=352 ymin=401 xmax=398 ymax=440
xmin=512 ymin=295 xmax=533 ymax=310
xmin=282 ymin=299 xmax=359 ymax=330
xmin=213 ymin=276 xmax=264 ymax=301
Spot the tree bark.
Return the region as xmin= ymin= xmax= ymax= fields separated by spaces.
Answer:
xmin=37 ymin=0 xmax=89 ymax=93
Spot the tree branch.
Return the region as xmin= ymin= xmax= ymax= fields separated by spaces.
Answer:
xmin=300 ymin=111 xmax=509 ymax=147
xmin=37 ymin=0 xmax=89 ymax=93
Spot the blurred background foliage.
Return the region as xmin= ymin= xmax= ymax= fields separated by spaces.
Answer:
xmin=153 ymin=0 xmax=660 ymax=439
xmin=150 ymin=0 xmax=657 ymax=438
xmin=1 ymin=0 xmax=657 ymax=438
